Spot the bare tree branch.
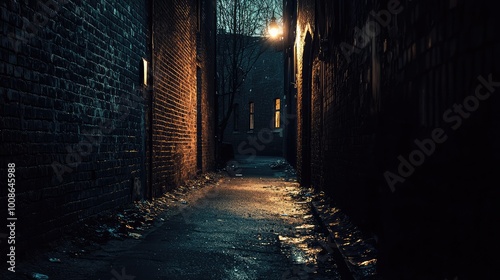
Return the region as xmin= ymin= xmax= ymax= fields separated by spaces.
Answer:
xmin=216 ymin=0 xmax=282 ymax=141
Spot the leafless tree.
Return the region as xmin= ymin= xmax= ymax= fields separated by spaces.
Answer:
xmin=216 ymin=0 xmax=282 ymax=142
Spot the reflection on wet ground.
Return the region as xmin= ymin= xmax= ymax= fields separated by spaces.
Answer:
xmin=276 ymin=187 xmax=342 ymax=280
xmin=3 ymin=157 xmax=378 ymax=280
xmin=312 ymin=197 xmax=380 ymax=280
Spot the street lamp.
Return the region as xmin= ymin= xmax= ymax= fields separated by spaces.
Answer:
xmin=268 ymin=11 xmax=282 ymax=39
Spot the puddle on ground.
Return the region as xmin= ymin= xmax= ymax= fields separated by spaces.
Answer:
xmin=278 ymin=233 xmax=341 ymax=279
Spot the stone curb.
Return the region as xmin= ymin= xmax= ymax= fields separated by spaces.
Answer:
xmin=310 ymin=201 xmax=356 ymax=280
xmin=310 ymin=200 xmax=379 ymax=280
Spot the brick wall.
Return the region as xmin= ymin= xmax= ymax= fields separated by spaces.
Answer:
xmin=290 ymin=0 xmax=500 ymax=278
xmin=0 ymin=0 xmax=216 ymax=252
xmin=151 ymin=0 xmax=215 ymax=195
xmin=151 ymin=0 xmax=203 ymax=195
xmin=196 ymin=0 xmax=216 ymax=172
xmin=294 ymin=0 xmax=315 ymax=185
xmin=0 ymin=0 xmax=150 ymax=249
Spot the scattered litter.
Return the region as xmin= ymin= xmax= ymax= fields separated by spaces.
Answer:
xmin=128 ymin=232 xmax=142 ymax=239
xmin=295 ymin=224 xmax=315 ymax=229
xmin=57 ymin=172 xmax=222 ymax=260
xmin=359 ymin=259 xmax=377 ymax=266
xmin=48 ymin=258 xmax=61 ymax=263
xmin=270 ymin=159 xmax=288 ymax=170
xmin=32 ymin=273 xmax=49 ymax=280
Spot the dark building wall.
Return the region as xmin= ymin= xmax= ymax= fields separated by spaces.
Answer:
xmin=293 ymin=0 xmax=315 ymax=185
xmin=0 ymin=0 xmax=216 ymax=250
xmin=282 ymin=0 xmax=297 ymax=168
xmin=288 ymin=0 xmax=500 ymax=278
xmin=151 ymin=0 xmax=215 ymax=195
xmin=219 ymin=38 xmax=284 ymax=157
xmin=1 ymin=0 xmax=150 ymax=247
xmin=196 ymin=0 xmax=216 ymax=173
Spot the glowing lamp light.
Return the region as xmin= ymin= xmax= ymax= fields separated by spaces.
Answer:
xmin=268 ymin=13 xmax=281 ymax=39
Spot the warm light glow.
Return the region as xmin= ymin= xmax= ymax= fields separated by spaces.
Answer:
xmin=274 ymin=98 xmax=281 ymax=128
xmin=268 ymin=15 xmax=282 ymax=39
xmin=142 ymin=58 xmax=148 ymax=86
xmin=269 ymin=26 xmax=280 ymax=38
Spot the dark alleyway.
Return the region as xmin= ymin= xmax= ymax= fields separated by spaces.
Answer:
xmin=2 ymin=157 xmax=357 ymax=280
xmin=2 ymin=0 xmax=500 ymax=279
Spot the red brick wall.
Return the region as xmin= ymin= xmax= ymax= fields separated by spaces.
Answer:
xmin=294 ymin=0 xmax=315 ymax=185
xmin=197 ymin=0 xmax=216 ymax=172
xmin=152 ymin=0 xmax=215 ymax=195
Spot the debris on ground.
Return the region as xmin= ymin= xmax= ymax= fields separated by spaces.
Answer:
xmin=269 ymin=159 xmax=297 ymax=181
xmin=311 ymin=193 xmax=380 ymax=279
xmin=269 ymin=159 xmax=288 ymax=170
xmin=61 ymin=172 xmax=222 ymax=258
xmin=31 ymin=273 xmax=49 ymax=280
xmin=128 ymin=232 xmax=142 ymax=239
xmin=277 ymin=185 xmax=342 ymax=280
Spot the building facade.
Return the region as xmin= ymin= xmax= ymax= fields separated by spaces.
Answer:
xmin=284 ymin=0 xmax=500 ymax=278
xmin=0 ymin=0 xmax=216 ymax=249
xmin=217 ymin=35 xmax=284 ymax=158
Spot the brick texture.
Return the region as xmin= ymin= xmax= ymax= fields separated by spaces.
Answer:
xmin=0 ymin=0 xmax=215 ymax=251
xmin=287 ymin=0 xmax=500 ymax=278
xmin=151 ymin=0 xmax=215 ymax=195
xmin=1 ymin=0 xmax=150 ymax=250
xmin=196 ymin=0 xmax=216 ymax=173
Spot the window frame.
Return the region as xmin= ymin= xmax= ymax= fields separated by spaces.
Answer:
xmin=249 ymin=102 xmax=255 ymax=130
xmin=274 ymin=98 xmax=281 ymax=129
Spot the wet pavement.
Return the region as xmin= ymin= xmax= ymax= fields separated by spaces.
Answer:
xmin=90 ymin=157 xmax=338 ymax=279
xmin=3 ymin=156 xmax=370 ymax=280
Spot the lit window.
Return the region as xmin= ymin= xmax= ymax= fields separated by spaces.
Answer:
xmin=249 ymin=102 xmax=254 ymax=130
xmin=274 ymin=98 xmax=281 ymax=128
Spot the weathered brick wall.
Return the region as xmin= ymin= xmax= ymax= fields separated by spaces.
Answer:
xmin=314 ymin=0 xmax=380 ymax=227
xmin=293 ymin=0 xmax=500 ymax=278
xmin=294 ymin=0 xmax=315 ymax=185
xmin=152 ymin=0 xmax=215 ymax=194
xmin=197 ymin=0 xmax=216 ymax=172
xmin=0 ymin=0 xmax=150 ymax=249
